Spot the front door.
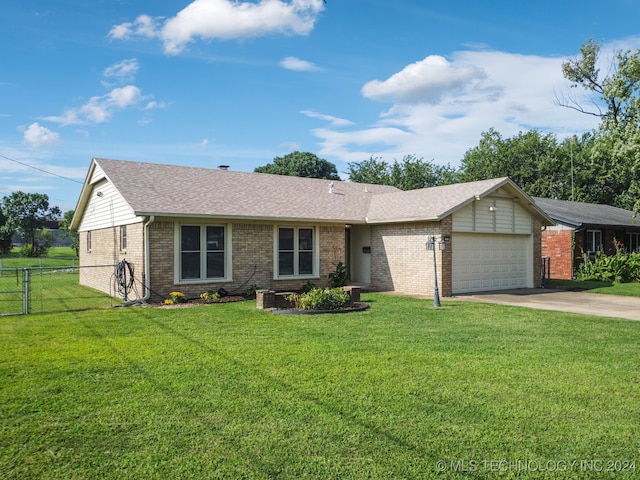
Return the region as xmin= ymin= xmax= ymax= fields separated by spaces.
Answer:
xmin=349 ymin=225 xmax=371 ymax=286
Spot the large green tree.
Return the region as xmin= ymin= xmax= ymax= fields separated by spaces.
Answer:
xmin=347 ymin=154 xmax=458 ymax=190
xmin=459 ymin=129 xmax=565 ymax=196
xmin=560 ymin=37 xmax=640 ymax=209
xmin=254 ymin=151 xmax=340 ymax=180
xmin=1 ymin=192 xmax=61 ymax=256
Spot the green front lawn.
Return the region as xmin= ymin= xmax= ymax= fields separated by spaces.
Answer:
xmin=1 ymin=295 xmax=639 ymax=479
xmin=549 ymin=279 xmax=640 ymax=297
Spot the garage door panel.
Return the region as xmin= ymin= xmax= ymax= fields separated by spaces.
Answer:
xmin=452 ymin=233 xmax=531 ymax=294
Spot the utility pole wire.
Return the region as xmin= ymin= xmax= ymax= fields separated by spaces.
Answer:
xmin=0 ymin=153 xmax=83 ymax=184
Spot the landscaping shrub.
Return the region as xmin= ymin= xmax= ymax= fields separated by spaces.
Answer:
xmin=576 ymin=246 xmax=640 ymax=283
xmin=200 ymin=290 xmax=220 ymax=301
xmin=165 ymin=291 xmax=187 ymax=305
xmin=297 ymin=287 xmax=350 ymax=311
xmin=328 ymin=261 xmax=349 ymax=287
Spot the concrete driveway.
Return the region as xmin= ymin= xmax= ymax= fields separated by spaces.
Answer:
xmin=449 ymin=288 xmax=640 ymax=321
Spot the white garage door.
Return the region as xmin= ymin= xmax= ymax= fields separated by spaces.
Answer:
xmin=452 ymin=233 xmax=532 ymax=294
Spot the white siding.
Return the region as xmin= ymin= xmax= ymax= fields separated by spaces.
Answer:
xmin=77 ymin=180 xmax=142 ymax=232
xmin=452 ymin=195 xmax=532 ymax=234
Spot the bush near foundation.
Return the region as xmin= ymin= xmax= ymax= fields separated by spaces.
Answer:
xmin=291 ymin=287 xmax=350 ymax=311
xmin=577 ymin=247 xmax=640 ymax=283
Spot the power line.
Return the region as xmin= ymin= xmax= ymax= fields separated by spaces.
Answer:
xmin=0 ymin=153 xmax=83 ymax=184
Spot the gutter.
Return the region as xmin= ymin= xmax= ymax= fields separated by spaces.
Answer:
xmin=142 ymin=215 xmax=155 ymax=302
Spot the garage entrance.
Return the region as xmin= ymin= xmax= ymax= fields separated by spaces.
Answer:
xmin=452 ymin=233 xmax=532 ymax=294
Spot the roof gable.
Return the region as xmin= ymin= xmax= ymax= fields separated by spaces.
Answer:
xmin=367 ymin=177 xmax=553 ymax=225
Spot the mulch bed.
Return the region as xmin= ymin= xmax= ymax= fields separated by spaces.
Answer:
xmin=155 ymin=295 xmax=248 ymax=308
xmin=268 ymin=301 xmax=370 ymax=315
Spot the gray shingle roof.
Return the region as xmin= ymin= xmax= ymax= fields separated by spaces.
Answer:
xmin=366 ymin=177 xmax=519 ymax=222
xmin=533 ymin=197 xmax=638 ymax=228
xmin=94 ymin=158 xmax=400 ymax=223
xmin=74 ymin=158 xmax=552 ymax=226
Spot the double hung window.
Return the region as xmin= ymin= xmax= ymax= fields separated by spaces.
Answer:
xmin=277 ymin=227 xmax=315 ymax=277
xmin=586 ymin=230 xmax=602 ymax=253
xmin=179 ymin=225 xmax=226 ymax=281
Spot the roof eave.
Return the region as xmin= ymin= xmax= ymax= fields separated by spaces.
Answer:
xmin=364 ymin=215 xmax=440 ymax=224
xmin=134 ymin=211 xmax=367 ymax=225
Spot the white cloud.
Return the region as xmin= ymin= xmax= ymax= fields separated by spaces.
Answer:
xmin=300 ymin=110 xmax=354 ymax=127
xmin=362 ymin=55 xmax=486 ymax=104
xmin=22 ymin=122 xmax=61 ymax=148
xmin=44 ymin=85 xmax=161 ymax=126
xmin=103 ymin=59 xmax=139 ymax=85
xmin=280 ymin=56 xmax=321 ymax=72
xmin=108 ymin=0 xmax=326 ymax=55
xmin=312 ymin=49 xmax=604 ymax=167
xmin=108 ymin=14 xmax=160 ymax=41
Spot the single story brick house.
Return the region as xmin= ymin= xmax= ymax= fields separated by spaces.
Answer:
xmin=534 ymin=197 xmax=640 ymax=280
xmin=71 ymin=158 xmax=553 ymax=302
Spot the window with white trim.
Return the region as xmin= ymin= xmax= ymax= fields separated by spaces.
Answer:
xmin=120 ymin=225 xmax=127 ymax=251
xmin=179 ymin=225 xmax=227 ymax=281
xmin=586 ymin=230 xmax=602 ymax=253
xmin=86 ymin=231 xmax=92 ymax=252
xmin=277 ymin=227 xmax=316 ymax=277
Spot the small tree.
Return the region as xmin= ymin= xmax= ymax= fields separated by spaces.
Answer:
xmin=1 ymin=192 xmax=61 ymax=257
xmin=59 ymin=210 xmax=80 ymax=256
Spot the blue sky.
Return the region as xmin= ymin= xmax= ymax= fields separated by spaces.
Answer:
xmin=2 ymin=0 xmax=640 ymax=212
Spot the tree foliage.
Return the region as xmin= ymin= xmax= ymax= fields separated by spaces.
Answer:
xmin=254 ymin=151 xmax=340 ymax=180
xmin=347 ymin=155 xmax=458 ymax=190
xmin=59 ymin=209 xmax=80 ymax=256
xmin=1 ymin=192 xmax=61 ymax=256
xmin=559 ymin=38 xmax=640 ymax=210
xmin=0 ymin=208 xmax=11 ymax=254
xmin=459 ymin=129 xmax=577 ymax=199
xmin=561 ymin=37 xmax=640 ymax=128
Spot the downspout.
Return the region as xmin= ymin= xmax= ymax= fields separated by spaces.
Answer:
xmin=142 ymin=215 xmax=155 ymax=302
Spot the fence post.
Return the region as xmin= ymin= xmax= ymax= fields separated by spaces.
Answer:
xmin=22 ymin=268 xmax=30 ymax=315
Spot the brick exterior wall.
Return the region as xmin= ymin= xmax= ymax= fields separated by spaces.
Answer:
xmin=541 ymin=228 xmax=574 ymax=280
xmin=78 ymin=222 xmax=145 ymax=297
xmin=369 ymin=221 xmax=449 ymax=296
xmin=145 ymin=221 xmax=344 ymax=303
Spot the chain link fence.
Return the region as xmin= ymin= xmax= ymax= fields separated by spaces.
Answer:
xmin=0 ymin=264 xmax=126 ymax=316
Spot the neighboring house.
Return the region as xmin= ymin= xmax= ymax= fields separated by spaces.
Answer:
xmin=534 ymin=197 xmax=640 ymax=280
xmin=11 ymin=219 xmax=73 ymax=248
xmin=71 ymin=158 xmax=553 ymax=302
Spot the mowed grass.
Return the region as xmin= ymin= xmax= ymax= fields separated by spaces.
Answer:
xmin=1 ymin=294 xmax=639 ymax=479
xmin=550 ymin=279 xmax=640 ymax=297
xmin=0 ymin=247 xmax=78 ymax=269
xmin=0 ymin=269 xmax=119 ymax=315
